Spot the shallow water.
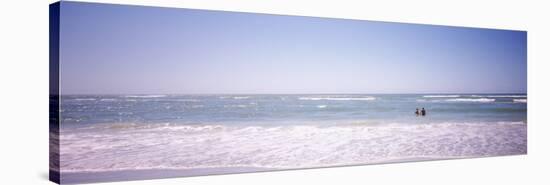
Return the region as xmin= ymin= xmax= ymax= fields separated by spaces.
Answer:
xmin=57 ymin=94 xmax=527 ymax=173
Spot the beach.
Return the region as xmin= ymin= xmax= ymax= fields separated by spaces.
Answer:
xmin=60 ymin=167 xmax=272 ymax=184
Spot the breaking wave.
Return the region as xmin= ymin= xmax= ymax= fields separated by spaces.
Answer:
xmin=124 ymin=95 xmax=167 ymax=98
xmin=423 ymin=95 xmax=460 ymax=98
xmin=445 ymin=98 xmax=495 ymax=102
xmin=487 ymin=95 xmax=527 ymax=98
xmin=513 ymin=99 xmax=527 ymax=103
xmin=299 ymin=97 xmax=375 ymax=101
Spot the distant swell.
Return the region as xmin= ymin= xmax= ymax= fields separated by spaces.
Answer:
xmin=73 ymin=98 xmax=95 ymax=101
xmin=487 ymin=95 xmax=527 ymax=98
xmin=299 ymin=97 xmax=375 ymax=101
xmin=423 ymin=95 xmax=460 ymax=98
xmin=59 ymin=122 xmax=526 ymax=173
xmin=445 ymin=98 xmax=495 ymax=102
xmin=513 ymin=99 xmax=527 ymax=103
xmin=124 ymin=95 xmax=167 ymax=98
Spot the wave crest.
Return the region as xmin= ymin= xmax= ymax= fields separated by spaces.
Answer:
xmin=299 ymin=97 xmax=375 ymax=101
xmin=124 ymin=95 xmax=167 ymax=98
xmin=423 ymin=95 xmax=460 ymax=98
xmin=445 ymin=98 xmax=495 ymax=102
xmin=513 ymin=99 xmax=527 ymax=103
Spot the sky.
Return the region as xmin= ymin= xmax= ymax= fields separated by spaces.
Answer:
xmin=59 ymin=2 xmax=527 ymax=94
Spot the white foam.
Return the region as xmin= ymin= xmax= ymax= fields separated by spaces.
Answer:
xmin=423 ymin=95 xmax=460 ymax=98
xmin=175 ymin=99 xmax=200 ymax=102
xmin=191 ymin=105 xmax=205 ymax=108
xmin=445 ymin=98 xmax=495 ymax=102
xmin=224 ymin=104 xmax=248 ymax=108
xmin=233 ymin=96 xmax=250 ymax=100
xmin=59 ymin=122 xmax=526 ymax=173
xmin=99 ymin=98 xmax=117 ymax=102
xmin=299 ymin=97 xmax=375 ymax=101
xmin=513 ymin=99 xmax=527 ymax=103
xmin=73 ymin=98 xmax=96 ymax=101
xmin=469 ymin=95 xmax=526 ymax=98
xmin=124 ymin=95 xmax=167 ymax=98
xmin=317 ymin=105 xmax=327 ymax=108
xmin=487 ymin=95 xmax=527 ymax=98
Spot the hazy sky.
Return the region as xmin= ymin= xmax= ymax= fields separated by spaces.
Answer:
xmin=59 ymin=2 xmax=527 ymax=94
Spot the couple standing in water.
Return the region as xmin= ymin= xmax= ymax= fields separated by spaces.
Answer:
xmin=415 ymin=108 xmax=426 ymax=116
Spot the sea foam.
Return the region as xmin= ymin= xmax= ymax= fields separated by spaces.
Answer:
xmin=124 ymin=95 xmax=167 ymax=98
xmin=445 ymin=98 xmax=495 ymax=102
xmin=487 ymin=95 xmax=527 ymax=98
xmin=513 ymin=99 xmax=527 ymax=103
xmin=59 ymin=121 xmax=526 ymax=173
xmin=423 ymin=95 xmax=460 ymax=98
xmin=299 ymin=97 xmax=375 ymax=101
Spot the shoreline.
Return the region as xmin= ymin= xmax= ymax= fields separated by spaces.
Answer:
xmin=59 ymin=154 xmax=526 ymax=184
xmin=60 ymin=167 xmax=274 ymax=184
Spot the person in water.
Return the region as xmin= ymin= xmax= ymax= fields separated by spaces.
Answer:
xmin=415 ymin=108 xmax=420 ymax=116
xmin=421 ymin=107 xmax=426 ymax=116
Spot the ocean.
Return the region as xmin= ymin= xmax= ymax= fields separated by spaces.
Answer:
xmin=56 ymin=94 xmax=527 ymax=179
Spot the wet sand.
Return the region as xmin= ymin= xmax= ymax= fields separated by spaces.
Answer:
xmin=60 ymin=167 xmax=273 ymax=184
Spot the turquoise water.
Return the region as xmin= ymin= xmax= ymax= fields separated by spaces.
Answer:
xmin=60 ymin=94 xmax=527 ymax=127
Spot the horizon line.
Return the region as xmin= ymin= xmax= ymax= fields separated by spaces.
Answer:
xmin=59 ymin=92 xmax=528 ymax=96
